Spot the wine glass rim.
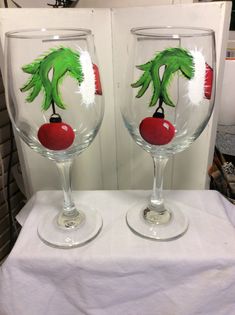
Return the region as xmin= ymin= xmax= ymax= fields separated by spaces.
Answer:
xmin=5 ymin=28 xmax=92 ymax=39
xmin=131 ymin=26 xmax=214 ymax=37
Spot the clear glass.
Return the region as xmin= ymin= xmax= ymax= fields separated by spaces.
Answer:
xmin=121 ymin=26 xmax=216 ymax=240
xmin=5 ymin=28 xmax=104 ymax=248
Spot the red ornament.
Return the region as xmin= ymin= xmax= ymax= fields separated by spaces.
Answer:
xmin=93 ymin=64 xmax=102 ymax=95
xmin=38 ymin=120 xmax=75 ymax=151
xmin=204 ymin=63 xmax=213 ymax=99
xmin=139 ymin=117 xmax=175 ymax=145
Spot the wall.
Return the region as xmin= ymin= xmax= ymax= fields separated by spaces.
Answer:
xmin=0 ymin=71 xmax=25 ymax=262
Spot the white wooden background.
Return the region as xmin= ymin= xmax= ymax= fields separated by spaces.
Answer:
xmin=0 ymin=7 xmax=115 ymax=197
xmin=112 ymin=2 xmax=231 ymax=190
xmin=0 ymin=0 xmax=197 ymax=8
xmin=0 ymin=1 xmax=231 ymax=198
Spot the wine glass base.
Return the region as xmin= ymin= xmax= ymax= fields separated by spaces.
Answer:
xmin=37 ymin=204 xmax=102 ymax=248
xmin=126 ymin=201 xmax=189 ymax=241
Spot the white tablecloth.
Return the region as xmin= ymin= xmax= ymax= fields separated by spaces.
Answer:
xmin=1 ymin=190 xmax=235 ymax=315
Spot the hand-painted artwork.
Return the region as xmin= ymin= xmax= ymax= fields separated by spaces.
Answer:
xmin=132 ymin=47 xmax=213 ymax=145
xmin=20 ymin=47 xmax=102 ymax=150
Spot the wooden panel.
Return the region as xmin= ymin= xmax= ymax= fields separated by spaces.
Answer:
xmin=77 ymin=0 xmax=172 ymax=7
xmin=0 ymin=242 xmax=10 ymax=262
xmin=0 ymin=93 xmax=6 ymax=110
xmin=171 ymin=2 xmax=231 ymax=189
xmin=0 ymin=0 xmax=194 ymax=8
xmin=112 ymin=2 xmax=231 ymax=190
xmin=0 ymin=191 xmax=23 ymax=220
xmin=0 ymin=64 xmax=25 ymax=261
xmin=0 ymin=172 xmax=14 ymax=191
xmin=0 ymin=109 xmax=9 ymax=126
xmin=0 ymin=124 xmax=11 ymax=143
xmin=0 ymin=140 xmax=16 ymax=159
xmin=0 ymin=2 xmax=199 ymax=198
xmin=0 ymin=2 xmax=231 ymax=200
xmin=0 ymin=152 xmax=19 ymax=175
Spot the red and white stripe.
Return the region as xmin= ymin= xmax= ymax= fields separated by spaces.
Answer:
xmin=187 ymin=50 xmax=206 ymax=105
xmin=79 ymin=50 xmax=96 ymax=106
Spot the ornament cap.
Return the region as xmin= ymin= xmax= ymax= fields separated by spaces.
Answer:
xmin=153 ymin=111 xmax=165 ymax=119
xmin=49 ymin=113 xmax=62 ymax=123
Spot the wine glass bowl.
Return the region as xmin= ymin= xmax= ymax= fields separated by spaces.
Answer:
xmin=121 ymin=26 xmax=215 ymax=240
xmin=5 ymin=28 xmax=104 ymax=248
xmin=6 ymin=29 xmax=103 ymax=160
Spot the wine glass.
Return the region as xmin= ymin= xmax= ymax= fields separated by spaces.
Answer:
xmin=5 ymin=28 xmax=104 ymax=248
xmin=121 ymin=27 xmax=215 ymax=240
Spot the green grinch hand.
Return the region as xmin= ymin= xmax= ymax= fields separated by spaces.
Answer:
xmin=21 ymin=47 xmax=86 ymax=110
xmin=21 ymin=47 xmax=102 ymax=110
xmin=132 ymin=47 xmax=195 ymax=107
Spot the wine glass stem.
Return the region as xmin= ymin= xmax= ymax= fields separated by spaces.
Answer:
xmin=143 ymin=156 xmax=170 ymax=225
xmin=150 ymin=156 xmax=169 ymax=212
xmin=56 ymin=159 xmax=77 ymax=216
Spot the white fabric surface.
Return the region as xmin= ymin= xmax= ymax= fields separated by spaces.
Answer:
xmin=1 ymin=190 xmax=235 ymax=315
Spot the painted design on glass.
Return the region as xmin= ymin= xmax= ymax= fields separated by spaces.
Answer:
xmin=20 ymin=46 xmax=102 ymax=151
xmin=132 ymin=47 xmax=213 ymax=145
xmin=21 ymin=47 xmax=102 ymax=109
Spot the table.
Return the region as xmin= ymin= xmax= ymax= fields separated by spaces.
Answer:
xmin=1 ymin=190 xmax=235 ymax=315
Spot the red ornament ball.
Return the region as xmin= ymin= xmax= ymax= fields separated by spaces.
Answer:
xmin=204 ymin=62 xmax=213 ymax=100
xmin=93 ymin=63 xmax=102 ymax=95
xmin=139 ymin=117 xmax=175 ymax=145
xmin=38 ymin=121 xmax=75 ymax=150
